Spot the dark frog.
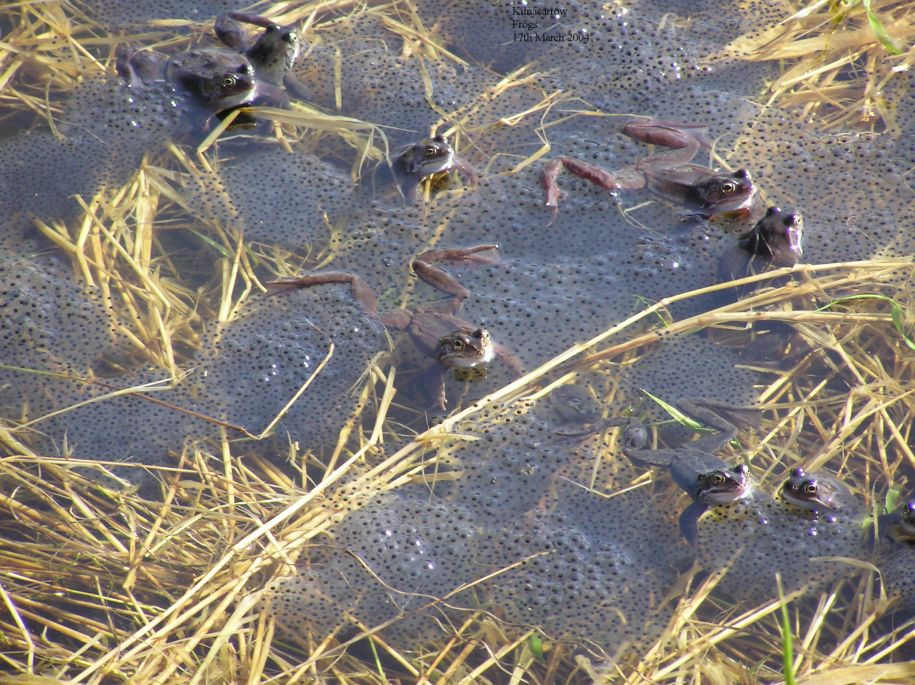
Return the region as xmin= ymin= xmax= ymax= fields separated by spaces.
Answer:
xmin=116 ymin=46 xmax=258 ymax=116
xmin=718 ymin=206 xmax=804 ymax=289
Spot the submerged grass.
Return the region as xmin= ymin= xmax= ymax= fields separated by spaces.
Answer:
xmin=0 ymin=0 xmax=914 ymax=683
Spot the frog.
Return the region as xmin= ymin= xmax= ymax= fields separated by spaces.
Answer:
xmin=367 ymin=133 xmax=478 ymax=204
xmin=879 ymin=500 xmax=915 ymax=610
xmin=881 ymin=500 xmax=915 ymax=542
xmin=116 ymin=46 xmax=258 ymax=114
xmin=780 ymin=467 xmax=858 ymax=523
xmin=717 ymin=206 xmax=804 ymax=286
xmin=266 ymin=244 xmax=523 ymax=412
xmin=621 ymin=400 xmax=757 ymax=544
xmin=214 ymin=11 xmax=308 ymax=103
xmin=541 ymin=118 xmax=757 ymax=220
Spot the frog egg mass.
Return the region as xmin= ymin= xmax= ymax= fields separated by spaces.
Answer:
xmin=0 ymin=0 xmax=912 ymax=678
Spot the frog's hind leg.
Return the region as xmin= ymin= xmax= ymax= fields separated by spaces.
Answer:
xmin=678 ymin=399 xmax=761 ymax=452
xmin=411 ymin=244 xmax=500 ymax=304
xmin=214 ymin=14 xmax=252 ymax=51
xmin=623 ymin=446 xmax=681 ymax=469
xmin=226 ymin=11 xmax=282 ymax=31
xmin=265 ymin=272 xmax=378 ymax=314
xmin=540 ymin=157 xmax=643 ymax=214
xmin=620 ymin=118 xmax=711 ymax=154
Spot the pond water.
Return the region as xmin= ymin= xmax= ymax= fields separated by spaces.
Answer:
xmin=0 ymin=0 xmax=913 ymax=679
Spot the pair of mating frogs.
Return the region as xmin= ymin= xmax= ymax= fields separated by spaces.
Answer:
xmin=268 ymin=245 xmax=522 ymax=412
xmin=620 ymin=400 xmax=877 ymax=600
xmin=622 ymin=400 xmax=861 ymax=543
xmin=116 ymin=11 xmax=302 ymax=117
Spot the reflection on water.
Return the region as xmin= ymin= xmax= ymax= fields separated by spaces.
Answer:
xmin=0 ymin=0 xmax=913 ymax=676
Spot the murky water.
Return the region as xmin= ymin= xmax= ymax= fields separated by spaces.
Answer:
xmin=0 ymin=0 xmax=913 ymax=676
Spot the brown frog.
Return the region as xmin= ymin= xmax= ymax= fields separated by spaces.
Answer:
xmin=542 ymin=119 xmax=757 ymax=220
xmin=267 ymin=245 xmax=522 ymax=412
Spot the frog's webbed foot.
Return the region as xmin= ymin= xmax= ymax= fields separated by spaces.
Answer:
xmin=541 ymin=158 xmax=563 ymax=216
xmin=265 ymin=271 xmax=378 ymax=314
xmin=214 ymin=14 xmax=251 ymax=51
xmin=412 ymin=244 xmax=500 ymax=302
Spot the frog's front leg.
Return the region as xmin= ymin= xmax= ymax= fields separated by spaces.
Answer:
xmin=452 ymin=156 xmax=478 ymax=188
xmin=493 ymin=344 xmax=525 ymax=377
xmin=419 ymin=363 xmax=449 ymax=412
xmin=678 ymin=501 xmax=707 ymax=546
xmin=412 ymin=244 xmax=499 ymax=305
xmin=265 ymin=272 xmax=378 ymax=314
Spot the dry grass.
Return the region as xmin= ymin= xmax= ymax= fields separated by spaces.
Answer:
xmin=723 ymin=0 xmax=914 ymax=130
xmin=1 ymin=0 xmax=914 ymax=683
xmin=2 ymin=252 xmax=913 ymax=683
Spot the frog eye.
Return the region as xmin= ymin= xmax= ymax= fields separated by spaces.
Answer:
xmin=452 ymin=339 xmax=464 ymax=351
xmin=711 ymin=474 xmax=725 ymax=486
xmin=720 ymin=181 xmax=737 ymax=193
xmin=423 ymin=146 xmax=438 ymax=157
xmin=221 ymin=75 xmax=237 ymax=88
xmin=804 ymin=482 xmax=818 ymax=495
